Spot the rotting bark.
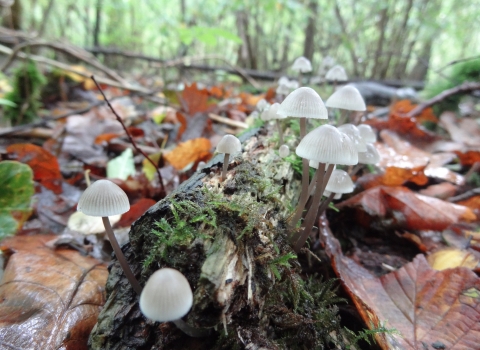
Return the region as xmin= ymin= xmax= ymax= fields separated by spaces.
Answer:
xmin=88 ymin=127 xmax=348 ymax=349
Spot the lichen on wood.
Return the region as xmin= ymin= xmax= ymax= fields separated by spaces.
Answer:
xmin=89 ymin=127 xmax=348 ymax=349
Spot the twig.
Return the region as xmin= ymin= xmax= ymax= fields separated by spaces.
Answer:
xmin=208 ymin=113 xmax=248 ymax=129
xmin=91 ymin=75 xmax=166 ymax=195
xmin=407 ymin=82 xmax=480 ymax=118
xmin=448 ymin=187 xmax=480 ymax=203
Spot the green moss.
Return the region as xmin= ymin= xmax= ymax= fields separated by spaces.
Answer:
xmin=4 ymin=60 xmax=46 ymax=126
xmin=424 ymin=58 xmax=480 ymax=114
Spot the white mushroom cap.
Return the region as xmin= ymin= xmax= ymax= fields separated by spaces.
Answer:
xmin=256 ymin=99 xmax=269 ymax=112
xmin=261 ymin=103 xmax=284 ymax=121
xmin=296 ymin=125 xmax=358 ymax=165
xmin=216 ymin=134 xmax=242 ymax=155
xmin=140 ymin=268 xmax=193 ymax=322
xmin=277 ymin=87 xmax=328 ymax=120
xmin=325 ymin=65 xmax=348 ymax=82
xmin=358 ymin=143 xmax=381 ymax=164
xmin=292 ymin=56 xmax=312 ymax=73
xmin=279 ymin=144 xmax=290 ymax=158
xmin=276 ymin=84 xmax=291 ymax=95
xmin=77 ymin=179 xmax=130 ymax=217
xmin=357 ymin=124 xmax=377 ymax=143
xmin=325 ymin=169 xmax=354 ymax=194
xmin=323 ymin=190 xmax=342 ymax=200
xmin=338 ymin=123 xmax=367 ymax=152
xmin=278 ymin=76 xmax=290 ymax=86
xmin=325 ymin=85 xmax=366 ymax=111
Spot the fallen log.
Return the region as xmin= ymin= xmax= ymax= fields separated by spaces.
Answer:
xmin=88 ymin=127 xmax=349 ymax=349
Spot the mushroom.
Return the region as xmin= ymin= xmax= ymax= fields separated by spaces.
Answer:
xmin=317 ymin=169 xmax=354 ymax=215
xmin=325 ymin=64 xmax=348 ymax=89
xmin=77 ymin=179 xmax=142 ymax=295
xmin=292 ymin=56 xmax=313 ymax=73
xmin=216 ymin=134 xmax=242 ymax=181
xmin=279 ymin=144 xmax=290 ymax=158
xmin=261 ymin=102 xmax=286 ymax=145
xmin=338 ymin=123 xmax=367 ymax=152
xmin=140 ymin=268 xmax=210 ymax=337
xmin=278 ymin=87 xmax=328 ymax=213
xmin=325 ymin=85 xmax=366 ymax=124
xmin=292 ymin=128 xmax=358 ymax=252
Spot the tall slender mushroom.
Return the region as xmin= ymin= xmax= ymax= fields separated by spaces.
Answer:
xmin=325 ymin=85 xmax=366 ymax=125
xmin=293 ymin=130 xmax=358 ymax=252
xmin=278 ymin=87 xmax=328 ymax=216
xmin=261 ymin=102 xmax=286 ymax=145
xmin=77 ymin=179 xmax=142 ymax=295
xmin=216 ymin=134 xmax=242 ymax=181
xmin=140 ymin=268 xmax=210 ymax=337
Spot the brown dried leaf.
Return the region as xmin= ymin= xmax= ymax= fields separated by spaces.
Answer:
xmin=321 ymin=229 xmax=480 ymax=349
xmin=337 ymin=186 xmax=475 ymax=231
xmin=163 ymin=138 xmax=212 ymax=170
xmin=0 ymin=235 xmax=108 ymax=349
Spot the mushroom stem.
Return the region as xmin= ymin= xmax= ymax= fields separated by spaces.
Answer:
xmin=317 ymin=192 xmax=336 ymax=216
xmin=294 ymin=163 xmax=335 ymax=252
xmin=102 ymin=217 xmax=142 ymax=295
xmin=221 ymin=153 xmax=230 ymax=181
xmin=172 ymin=319 xmax=211 ymax=338
xmin=299 ymin=117 xmax=307 ymax=139
xmin=289 ymin=163 xmax=325 ymax=232
xmin=276 ymin=119 xmax=284 ymax=145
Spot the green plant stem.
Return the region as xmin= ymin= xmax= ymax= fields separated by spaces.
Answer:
xmin=294 ymin=163 xmax=335 ymax=252
xmin=221 ymin=153 xmax=230 ymax=181
xmin=102 ymin=217 xmax=142 ymax=295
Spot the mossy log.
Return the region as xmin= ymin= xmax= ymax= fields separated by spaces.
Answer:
xmin=89 ymin=127 xmax=344 ymax=349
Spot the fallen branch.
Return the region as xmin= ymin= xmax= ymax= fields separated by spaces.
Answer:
xmin=407 ymin=82 xmax=480 ymax=118
xmin=1 ymin=40 xmax=127 ymax=85
xmin=0 ymin=44 xmax=152 ymax=94
xmin=208 ymin=113 xmax=248 ymax=129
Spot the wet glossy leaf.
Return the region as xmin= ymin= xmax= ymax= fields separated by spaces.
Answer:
xmin=337 ymin=186 xmax=475 ymax=231
xmin=321 ymin=229 xmax=480 ymax=350
xmin=427 ymin=248 xmax=479 ymax=271
xmin=117 ymin=198 xmax=156 ymax=227
xmin=0 ymin=235 xmax=108 ymax=349
xmin=0 ymin=161 xmax=34 ymax=237
xmin=7 ymin=144 xmax=63 ymax=193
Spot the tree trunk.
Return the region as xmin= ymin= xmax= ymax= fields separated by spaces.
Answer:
xmin=93 ymin=0 xmax=103 ymax=48
xmin=302 ymin=0 xmax=318 ymax=62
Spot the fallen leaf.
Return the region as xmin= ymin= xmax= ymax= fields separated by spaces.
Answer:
xmin=0 ymin=235 xmax=108 ymax=349
xmin=321 ymin=228 xmax=480 ymax=349
xmin=163 ymin=138 xmax=212 ymax=171
xmin=181 ymin=83 xmax=210 ymax=115
xmin=337 ymin=186 xmax=475 ymax=231
xmin=418 ymin=182 xmax=458 ymax=200
xmin=427 ymin=248 xmax=479 ymax=271
xmin=7 ymin=144 xmax=63 ymax=193
xmin=106 ymin=148 xmax=135 ymax=181
xmin=117 ymin=198 xmax=156 ymax=227
xmin=67 ymin=211 xmax=121 ymax=235
xmin=457 ymin=195 xmax=480 ymax=212
xmin=455 ymin=150 xmax=480 ymax=166
xmin=0 ymin=161 xmax=34 ymax=237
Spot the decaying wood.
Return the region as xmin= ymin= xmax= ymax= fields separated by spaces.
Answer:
xmin=88 ymin=127 xmax=347 ymax=349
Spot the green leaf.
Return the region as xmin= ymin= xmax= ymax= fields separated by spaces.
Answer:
xmin=0 ymin=98 xmax=17 ymax=108
xmin=0 ymin=161 xmax=34 ymax=237
xmin=106 ymin=148 xmax=135 ymax=181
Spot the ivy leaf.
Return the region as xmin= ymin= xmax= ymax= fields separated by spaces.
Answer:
xmin=0 ymin=161 xmax=34 ymax=237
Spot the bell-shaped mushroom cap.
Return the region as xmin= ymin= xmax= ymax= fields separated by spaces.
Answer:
xmin=256 ymin=99 xmax=269 ymax=112
xmin=325 ymin=85 xmax=366 ymax=111
xmin=338 ymin=123 xmax=367 ymax=152
xmin=325 ymin=65 xmax=348 ymax=82
xmin=358 ymin=143 xmax=381 ymax=164
xmin=261 ymin=103 xmax=284 ymax=121
xmin=323 ymin=189 xmax=342 ymax=200
xmin=277 ymin=87 xmax=328 ymax=120
xmin=279 ymin=144 xmax=290 ymax=158
xmin=325 ymin=169 xmax=354 ymax=194
xmin=77 ymin=179 xmax=130 ymax=217
xmin=292 ymin=56 xmax=312 ymax=73
xmin=357 ymin=124 xmax=377 ymax=143
xmin=296 ymin=125 xmax=358 ymax=165
xmin=140 ymin=268 xmax=193 ymax=322
xmin=216 ymin=134 xmax=242 ymax=154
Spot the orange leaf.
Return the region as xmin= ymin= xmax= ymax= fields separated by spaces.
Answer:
xmin=94 ymin=132 xmax=121 ymax=144
xmin=181 ymin=83 xmax=210 ymax=115
xmin=455 ymin=150 xmax=480 ymax=166
xmin=7 ymin=144 xmax=63 ymax=193
xmin=0 ymin=235 xmax=108 ymax=349
xmin=117 ymin=198 xmax=156 ymax=227
xmin=176 ymin=111 xmax=187 ymax=140
xmin=163 ymin=138 xmax=212 ymax=170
